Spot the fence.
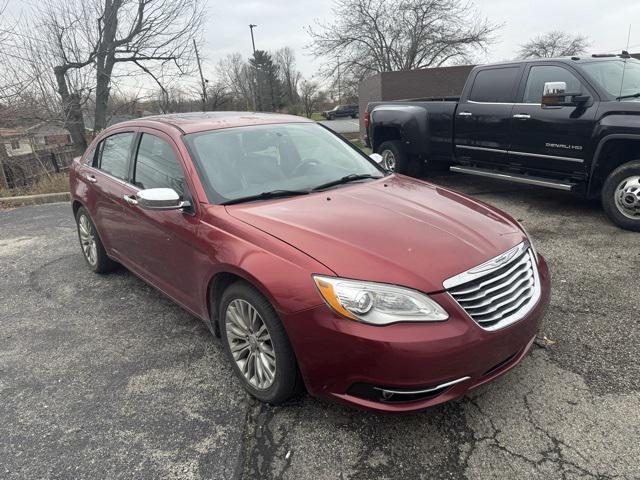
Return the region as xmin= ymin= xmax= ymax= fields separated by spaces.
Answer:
xmin=0 ymin=145 xmax=84 ymax=190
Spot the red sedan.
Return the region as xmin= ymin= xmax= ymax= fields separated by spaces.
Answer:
xmin=69 ymin=112 xmax=550 ymax=412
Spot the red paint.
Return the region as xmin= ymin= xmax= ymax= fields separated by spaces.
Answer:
xmin=70 ymin=113 xmax=551 ymax=412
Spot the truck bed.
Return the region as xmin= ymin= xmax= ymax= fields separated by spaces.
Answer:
xmin=366 ymin=100 xmax=458 ymax=160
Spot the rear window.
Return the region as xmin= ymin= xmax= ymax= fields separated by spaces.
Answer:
xmin=468 ymin=67 xmax=520 ymax=103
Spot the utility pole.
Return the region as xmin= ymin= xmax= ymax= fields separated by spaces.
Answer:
xmin=249 ymin=24 xmax=259 ymax=111
xmin=249 ymin=24 xmax=257 ymax=55
xmin=193 ymin=39 xmax=208 ymax=112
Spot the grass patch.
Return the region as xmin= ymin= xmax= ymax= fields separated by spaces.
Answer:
xmin=350 ymin=138 xmax=372 ymax=155
xmin=0 ymin=172 xmax=70 ymax=198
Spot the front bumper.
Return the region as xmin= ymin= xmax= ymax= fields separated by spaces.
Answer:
xmin=282 ymin=255 xmax=550 ymax=412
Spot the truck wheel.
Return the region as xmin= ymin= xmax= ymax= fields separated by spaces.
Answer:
xmin=377 ymin=141 xmax=420 ymax=176
xmin=602 ymin=160 xmax=640 ymax=231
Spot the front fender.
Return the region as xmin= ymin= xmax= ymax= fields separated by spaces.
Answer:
xmin=198 ymin=210 xmax=333 ymax=320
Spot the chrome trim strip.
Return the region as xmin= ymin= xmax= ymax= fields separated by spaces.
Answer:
xmin=374 ymin=376 xmax=471 ymax=396
xmin=449 ymin=166 xmax=574 ymax=191
xmin=509 ymin=150 xmax=584 ymax=163
xmin=456 ymin=145 xmax=507 ymax=154
xmin=467 ymin=100 xmax=544 ymax=106
xmin=456 ymin=145 xmax=583 ymax=163
xmin=443 ymin=242 xmax=529 ymax=290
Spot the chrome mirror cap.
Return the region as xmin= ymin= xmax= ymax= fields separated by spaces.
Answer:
xmin=543 ymin=81 xmax=567 ymax=96
xmin=370 ymin=153 xmax=384 ymax=165
xmin=137 ymin=188 xmax=184 ymax=210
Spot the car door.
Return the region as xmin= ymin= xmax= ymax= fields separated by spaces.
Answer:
xmin=454 ymin=65 xmax=523 ymax=166
xmin=509 ymin=63 xmax=597 ymax=174
xmin=121 ymin=129 xmax=207 ymax=313
xmin=79 ymin=130 xmax=138 ymax=257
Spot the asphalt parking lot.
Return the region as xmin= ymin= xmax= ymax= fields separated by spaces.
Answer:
xmin=1 ymin=172 xmax=639 ymax=479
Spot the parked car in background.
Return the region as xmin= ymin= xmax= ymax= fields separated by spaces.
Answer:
xmin=365 ymin=54 xmax=640 ymax=231
xmin=69 ymin=112 xmax=550 ymax=412
xmin=322 ymin=104 xmax=359 ymax=120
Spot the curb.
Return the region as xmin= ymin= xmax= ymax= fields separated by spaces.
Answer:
xmin=0 ymin=192 xmax=71 ymax=208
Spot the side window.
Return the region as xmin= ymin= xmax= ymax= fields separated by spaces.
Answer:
xmin=133 ymin=134 xmax=185 ymax=197
xmin=523 ymin=65 xmax=583 ymax=104
xmin=468 ymin=67 xmax=520 ymax=103
xmin=97 ymin=132 xmax=134 ymax=180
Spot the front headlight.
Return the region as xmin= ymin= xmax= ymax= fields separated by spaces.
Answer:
xmin=313 ymin=276 xmax=448 ymax=325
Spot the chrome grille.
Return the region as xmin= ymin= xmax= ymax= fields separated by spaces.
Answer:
xmin=444 ymin=242 xmax=540 ymax=331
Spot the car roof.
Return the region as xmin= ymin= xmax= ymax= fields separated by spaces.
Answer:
xmin=111 ymin=111 xmax=314 ymax=135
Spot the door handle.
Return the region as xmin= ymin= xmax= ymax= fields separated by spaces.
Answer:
xmin=513 ymin=113 xmax=531 ymax=120
xmin=458 ymin=111 xmax=472 ymax=117
xmin=123 ymin=194 xmax=138 ymax=205
xmin=85 ymin=174 xmax=97 ymax=183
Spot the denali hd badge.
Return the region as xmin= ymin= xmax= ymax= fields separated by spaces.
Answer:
xmin=545 ymin=143 xmax=583 ymax=151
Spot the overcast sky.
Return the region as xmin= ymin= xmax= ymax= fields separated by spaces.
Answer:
xmin=6 ymin=0 xmax=640 ymax=90
xmin=196 ymin=0 xmax=640 ymax=79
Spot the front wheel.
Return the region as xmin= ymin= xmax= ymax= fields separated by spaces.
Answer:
xmin=602 ymin=160 xmax=640 ymax=231
xmin=220 ymin=282 xmax=301 ymax=404
xmin=75 ymin=207 xmax=117 ymax=273
xmin=377 ymin=140 xmax=420 ymax=176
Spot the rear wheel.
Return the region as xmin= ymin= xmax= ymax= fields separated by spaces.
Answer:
xmin=75 ymin=207 xmax=117 ymax=273
xmin=377 ymin=140 xmax=421 ymax=176
xmin=220 ymin=282 xmax=301 ymax=404
xmin=602 ymin=160 xmax=640 ymax=231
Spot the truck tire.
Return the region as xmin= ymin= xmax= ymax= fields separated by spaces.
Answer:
xmin=377 ymin=141 xmax=420 ymax=176
xmin=601 ymin=160 xmax=640 ymax=231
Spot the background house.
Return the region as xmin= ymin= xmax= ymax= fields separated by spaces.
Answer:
xmin=0 ymin=124 xmax=72 ymax=158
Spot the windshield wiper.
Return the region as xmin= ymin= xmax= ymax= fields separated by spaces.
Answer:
xmin=616 ymin=92 xmax=640 ymax=100
xmin=221 ymin=189 xmax=310 ymax=205
xmin=311 ymin=173 xmax=383 ymax=192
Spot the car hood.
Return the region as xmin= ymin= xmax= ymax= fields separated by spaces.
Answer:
xmin=226 ymin=175 xmax=526 ymax=293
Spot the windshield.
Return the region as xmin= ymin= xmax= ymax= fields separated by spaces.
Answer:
xmin=580 ymin=59 xmax=640 ymax=97
xmin=185 ymin=123 xmax=384 ymax=204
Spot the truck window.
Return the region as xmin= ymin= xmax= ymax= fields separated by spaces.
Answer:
xmin=468 ymin=67 xmax=520 ymax=103
xmin=523 ymin=65 xmax=583 ymax=104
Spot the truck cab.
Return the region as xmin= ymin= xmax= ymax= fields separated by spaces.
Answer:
xmin=365 ymin=55 xmax=640 ymax=231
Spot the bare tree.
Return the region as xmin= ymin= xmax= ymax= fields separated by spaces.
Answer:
xmin=298 ymin=79 xmax=325 ymax=118
xmin=519 ymin=31 xmax=590 ymax=59
xmin=307 ymin=0 xmax=499 ymax=83
xmin=218 ymin=53 xmax=254 ymax=110
xmin=35 ymin=0 xmax=204 ymax=147
xmin=275 ymin=47 xmax=301 ymax=111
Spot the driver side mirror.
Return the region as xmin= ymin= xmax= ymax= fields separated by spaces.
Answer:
xmin=136 ymin=188 xmax=190 ymax=211
xmin=542 ymin=81 xmax=590 ymax=107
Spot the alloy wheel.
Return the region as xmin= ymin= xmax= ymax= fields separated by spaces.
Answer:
xmin=381 ymin=149 xmax=396 ymax=171
xmin=78 ymin=214 xmax=98 ymax=266
xmin=225 ymin=299 xmax=276 ymax=390
xmin=614 ymin=175 xmax=640 ymax=219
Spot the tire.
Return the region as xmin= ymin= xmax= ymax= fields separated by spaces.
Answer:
xmin=326 ymin=115 xmax=333 ymax=120
xmin=377 ymin=140 xmax=421 ymax=176
xmin=220 ymin=281 xmax=302 ymax=404
xmin=601 ymin=160 xmax=640 ymax=231
xmin=75 ymin=207 xmax=117 ymax=273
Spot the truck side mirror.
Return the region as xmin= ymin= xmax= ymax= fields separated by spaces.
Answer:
xmin=542 ymin=81 xmax=589 ymax=107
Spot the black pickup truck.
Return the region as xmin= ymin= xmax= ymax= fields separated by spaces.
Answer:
xmin=364 ymin=55 xmax=640 ymax=231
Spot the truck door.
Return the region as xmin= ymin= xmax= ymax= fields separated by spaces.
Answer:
xmin=509 ymin=63 xmax=597 ymax=174
xmin=454 ymin=65 xmax=522 ymax=166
